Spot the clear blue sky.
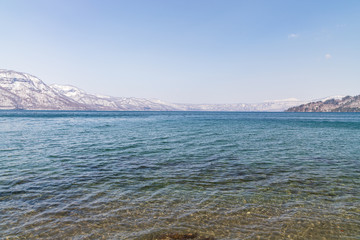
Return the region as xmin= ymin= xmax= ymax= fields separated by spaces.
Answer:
xmin=1 ymin=0 xmax=359 ymax=103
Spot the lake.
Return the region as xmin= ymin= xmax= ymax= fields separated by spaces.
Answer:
xmin=1 ymin=111 xmax=359 ymax=239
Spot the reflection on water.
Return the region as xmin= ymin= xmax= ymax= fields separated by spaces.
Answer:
xmin=0 ymin=111 xmax=359 ymax=239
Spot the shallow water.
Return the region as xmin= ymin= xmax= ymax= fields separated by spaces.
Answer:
xmin=0 ymin=111 xmax=359 ymax=239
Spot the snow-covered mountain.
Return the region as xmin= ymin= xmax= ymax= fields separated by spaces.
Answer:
xmin=0 ymin=70 xmax=181 ymax=111
xmin=50 ymin=84 xmax=180 ymax=111
xmin=169 ymin=98 xmax=307 ymax=112
xmin=0 ymin=70 xmax=86 ymax=110
xmin=50 ymin=84 xmax=119 ymax=110
xmin=0 ymin=69 xmax=313 ymax=111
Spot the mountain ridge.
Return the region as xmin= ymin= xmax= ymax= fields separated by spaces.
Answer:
xmin=0 ymin=69 xmax=339 ymax=111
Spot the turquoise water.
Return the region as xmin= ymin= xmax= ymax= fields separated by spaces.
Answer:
xmin=0 ymin=111 xmax=359 ymax=239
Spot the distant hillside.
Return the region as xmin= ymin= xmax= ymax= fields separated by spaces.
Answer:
xmin=286 ymin=95 xmax=360 ymax=112
xmin=0 ymin=69 xmax=311 ymax=111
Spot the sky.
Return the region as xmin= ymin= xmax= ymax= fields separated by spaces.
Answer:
xmin=1 ymin=0 xmax=360 ymax=103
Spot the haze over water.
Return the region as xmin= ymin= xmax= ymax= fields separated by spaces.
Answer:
xmin=1 ymin=111 xmax=359 ymax=239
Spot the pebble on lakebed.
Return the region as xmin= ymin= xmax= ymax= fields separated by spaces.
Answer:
xmin=154 ymin=232 xmax=215 ymax=240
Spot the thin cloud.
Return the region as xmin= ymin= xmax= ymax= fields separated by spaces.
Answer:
xmin=325 ymin=54 xmax=332 ymax=59
xmin=288 ymin=33 xmax=299 ymax=39
xmin=336 ymin=24 xmax=347 ymax=28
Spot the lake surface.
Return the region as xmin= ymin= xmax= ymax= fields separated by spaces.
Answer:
xmin=0 ymin=111 xmax=359 ymax=239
